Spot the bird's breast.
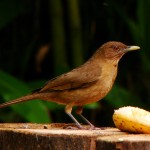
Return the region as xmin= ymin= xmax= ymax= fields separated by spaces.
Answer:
xmin=69 ymin=64 xmax=118 ymax=105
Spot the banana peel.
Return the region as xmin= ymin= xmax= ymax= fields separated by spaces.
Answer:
xmin=113 ymin=106 xmax=150 ymax=134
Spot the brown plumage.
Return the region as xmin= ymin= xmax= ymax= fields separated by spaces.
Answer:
xmin=0 ymin=41 xmax=140 ymax=129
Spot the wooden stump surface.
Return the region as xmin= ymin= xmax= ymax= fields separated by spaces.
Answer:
xmin=0 ymin=123 xmax=150 ymax=150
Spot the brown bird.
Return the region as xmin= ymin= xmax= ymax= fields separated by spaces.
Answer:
xmin=0 ymin=41 xmax=140 ymax=129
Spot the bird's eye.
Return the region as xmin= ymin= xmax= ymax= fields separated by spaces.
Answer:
xmin=111 ymin=45 xmax=119 ymax=51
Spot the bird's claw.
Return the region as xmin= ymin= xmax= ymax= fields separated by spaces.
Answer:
xmin=63 ymin=126 xmax=80 ymax=130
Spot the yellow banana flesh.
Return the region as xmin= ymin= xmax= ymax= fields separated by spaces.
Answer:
xmin=113 ymin=106 xmax=150 ymax=134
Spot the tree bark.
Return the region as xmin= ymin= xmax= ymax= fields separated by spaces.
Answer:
xmin=0 ymin=123 xmax=150 ymax=150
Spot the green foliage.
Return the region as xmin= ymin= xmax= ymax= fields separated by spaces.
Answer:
xmin=109 ymin=0 xmax=150 ymax=72
xmin=129 ymin=0 xmax=150 ymax=72
xmin=49 ymin=0 xmax=69 ymax=75
xmin=106 ymin=85 xmax=146 ymax=108
xmin=106 ymin=0 xmax=150 ymax=109
xmin=0 ymin=71 xmax=50 ymax=123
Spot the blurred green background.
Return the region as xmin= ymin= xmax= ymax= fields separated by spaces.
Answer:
xmin=0 ymin=0 xmax=149 ymax=127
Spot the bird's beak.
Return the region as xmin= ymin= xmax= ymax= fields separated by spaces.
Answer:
xmin=125 ymin=46 xmax=140 ymax=52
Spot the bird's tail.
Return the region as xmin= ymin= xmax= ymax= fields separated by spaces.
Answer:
xmin=0 ymin=93 xmax=39 ymax=108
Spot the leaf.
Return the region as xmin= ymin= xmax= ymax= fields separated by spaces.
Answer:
xmin=85 ymin=102 xmax=100 ymax=109
xmin=28 ymin=80 xmax=47 ymax=90
xmin=105 ymin=84 xmax=145 ymax=108
xmin=0 ymin=70 xmax=51 ymax=123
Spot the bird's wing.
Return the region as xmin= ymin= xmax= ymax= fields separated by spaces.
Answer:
xmin=39 ymin=65 xmax=101 ymax=92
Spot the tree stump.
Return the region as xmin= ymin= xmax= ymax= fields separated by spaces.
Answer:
xmin=0 ymin=123 xmax=150 ymax=150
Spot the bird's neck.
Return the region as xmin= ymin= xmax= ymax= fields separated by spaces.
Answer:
xmin=90 ymin=52 xmax=119 ymax=68
xmin=86 ymin=54 xmax=119 ymax=85
xmin=91 ymin=49 xmax=122 ymax=66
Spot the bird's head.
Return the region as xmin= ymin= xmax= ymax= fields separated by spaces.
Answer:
xmin=99 ymin=41 xmax=140 ymax=61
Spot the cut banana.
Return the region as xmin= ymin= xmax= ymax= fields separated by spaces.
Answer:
xmin=113 ymin=106 xmax=150 ymax=134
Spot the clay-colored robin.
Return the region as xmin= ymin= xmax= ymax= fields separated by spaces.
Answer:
xmin=0 ymin=41 xmax=140 ymax=129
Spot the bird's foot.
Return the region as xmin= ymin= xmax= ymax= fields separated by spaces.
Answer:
xmin=63 ymin=125 xmax=103 ymax=130
xmin=63 ymin=126 xmax=79 ymax=130
xmin=88 ymin=125 xmax=104 ymax=130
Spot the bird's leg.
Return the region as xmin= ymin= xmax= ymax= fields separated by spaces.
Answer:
xmin=76 ymin=106 xmax=95 ymax=129
xmin=65 ymin=104 xmax=83 ymax=129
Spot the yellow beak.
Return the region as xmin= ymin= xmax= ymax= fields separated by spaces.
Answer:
xmin=126 ymin=46 xmax=140 ymax=51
